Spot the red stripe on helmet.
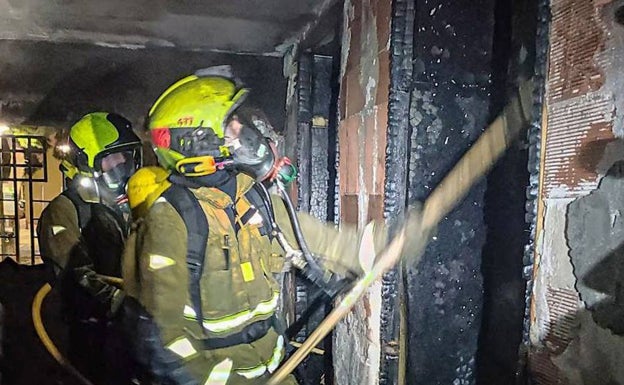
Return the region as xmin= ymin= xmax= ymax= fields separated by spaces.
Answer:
xmin=151 ymin=128 xmax=171 ymax=148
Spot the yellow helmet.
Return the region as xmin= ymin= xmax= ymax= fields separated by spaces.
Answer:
xmin=147 ymin=68 xmax=249 ymax=176
xmin=60 ymin=112 xmax=143 ymax=204
xmin=126 ymin=166 xmax=171 ymax=219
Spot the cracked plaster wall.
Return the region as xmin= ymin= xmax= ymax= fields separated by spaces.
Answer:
xmin=531 ymin=0 xmax=624 ymax=383
xmin=555 ymin=162 xmax=624 ymax=385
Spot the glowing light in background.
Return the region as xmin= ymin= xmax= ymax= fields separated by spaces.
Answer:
xmin=56 ymin=144 xmax=71 ymax=154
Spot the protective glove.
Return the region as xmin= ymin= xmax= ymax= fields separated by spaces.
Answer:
xmin=73 ymin=265 xmax=126 ymax=318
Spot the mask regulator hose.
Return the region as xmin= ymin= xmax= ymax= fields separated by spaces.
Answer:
xmin=252 ymin=181 xmax=353 ymax=297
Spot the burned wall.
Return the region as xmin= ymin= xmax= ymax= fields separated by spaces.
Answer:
xmin=553 ymin=161 xmax=624 ymax=385
xmin=404 ymin=0 xmax=495 ymax=383
xmin=476 ymin=0 xmax=541 ymax=382
xmin=568 ymin=162 xmax=624 ymax=334
xmin=334 ymin=0 xmax=531 ymax=383
xmin=529 ymin=0 xmax=624 ymax=384
xmin=288 ymin=53 xmax=338 ymax=385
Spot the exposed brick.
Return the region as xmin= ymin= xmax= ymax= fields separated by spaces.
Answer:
xmin=375 ymin=103 xmax=388 ymax=194
xmin=373 ymin=0 xmax=392 ymax=51
xmin=376 ymin=49 xmax=391 ymax=105
xmin=339 ymin=114 xmax=361 ymax=194
xmin=593 ymin=0 xmax=613 ymax=7
xmin=544 ymin=94 xmax=615 ymax=198
xmin=345 ymin=68 xmax=366 ymax=119
xmin=549 ymin=0 xmax=606 ymax=102
xmin=339 ymin=78 xmax=347 ymax=120
xmin=367 ymin=194 xmax=384 ymax=222
xmin=341 ymin=194 xmax=359 ymax=224
xmin=364 ymin=109 xmax=377 ymax=191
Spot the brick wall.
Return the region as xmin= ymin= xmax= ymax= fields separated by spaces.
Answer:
xmin=333 ymin=0 xmax=391 ymax=384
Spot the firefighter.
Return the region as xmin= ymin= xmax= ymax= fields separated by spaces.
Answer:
xmin=121 ymin=67 xmax=425 ymax=385
xmin=37 ymin=112 xmax=143 ymax=384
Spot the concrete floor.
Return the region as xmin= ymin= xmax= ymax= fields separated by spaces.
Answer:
xmin=0 ymin=259 xmax=79 ymax=385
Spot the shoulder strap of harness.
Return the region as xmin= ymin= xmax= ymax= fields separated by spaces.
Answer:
xmin=244 ymin=184 xmax=275 ymax=239
xmin=61 ymin=188 xmax=92 ymax=231
xmin=161 ymin=184 xmax=209 ymax=333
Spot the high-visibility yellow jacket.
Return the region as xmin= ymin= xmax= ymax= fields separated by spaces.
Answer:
xmin=122 ymin=169 xmax=386 ymax=384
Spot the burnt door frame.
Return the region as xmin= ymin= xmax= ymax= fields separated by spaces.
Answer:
xmin=285 ymin=49 xmax=341 ymax=385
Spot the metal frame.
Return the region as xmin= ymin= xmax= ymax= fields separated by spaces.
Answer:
xmin=0 ymin=135 xmax=50 ymax=265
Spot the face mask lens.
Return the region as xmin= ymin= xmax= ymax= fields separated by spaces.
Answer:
xmin=74 ymin=176 xmax=100 ymax=203
xmin=99 ymin=152 xmax=136 ymax=192
xmin=225 ymin=114 xmax=275 ymax=181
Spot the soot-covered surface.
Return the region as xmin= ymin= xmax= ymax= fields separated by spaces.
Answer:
xmin=476 ymin=0 xmax=537 ymax=382
xmin=0 ymin=40 xmax=287 ymax=130
xmin=404 ymin=0 xmax=494 ymax=383
xmin=567 ymin=161 xmax=624 ymax=335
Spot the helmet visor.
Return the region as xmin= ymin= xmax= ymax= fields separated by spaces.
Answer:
xmin=224 ymin=112 xmax=275 ymax=181
xmin=98 ymin=151 xmax=140 ymax=192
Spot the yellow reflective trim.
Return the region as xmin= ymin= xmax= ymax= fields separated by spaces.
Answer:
xmin=248 ymin=211 xmax=264 ymax=226
xmin=166 ymin=337 xmax=198 ymax=359
xmin=237 ymin=365 xmax=267 ymax=379
xmin=182 ymin=292 xmax=279 ymax=333
xmin=148 ymin=254 xmax=176 ymax=271
xmin=201 ymin=292 xmax=279 ymax=333
xmin=267 ymin=335 xmax=285 ymax=373
xmin=154 ymin=196 xmax=168 ymax=204
xmin=183 ymin=305 xmax=197 ymax=319
xmin=240 ymin=262 xmax=255 ymax=282
xmin=236 ymin=335 xmax=285 ymax=379
xmin=51 ymin=226 xmax=66 ymax=235
xmin=204 ymin=358 xmax=232 ymax=385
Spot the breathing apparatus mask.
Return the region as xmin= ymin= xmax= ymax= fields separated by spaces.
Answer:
xmin=71 ymin=149 xmax=141 ymax=214
xmin=222 ymin=111 xmax=296 ymax=184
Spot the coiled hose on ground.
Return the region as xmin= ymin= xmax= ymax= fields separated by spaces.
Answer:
xmin=31 ymin=283 xmax=94 ymax=385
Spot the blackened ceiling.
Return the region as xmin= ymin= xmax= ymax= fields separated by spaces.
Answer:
xmin=0 ymin=40 xmax=288 ymax=128
xmin=0 ymin=0 xmax=337 ymax=53
xmin=0 ymin=0 xmax=340 ymax=128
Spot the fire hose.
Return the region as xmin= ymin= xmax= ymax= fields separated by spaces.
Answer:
xmin=32 ymin=283 xmax=94 ymax=385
